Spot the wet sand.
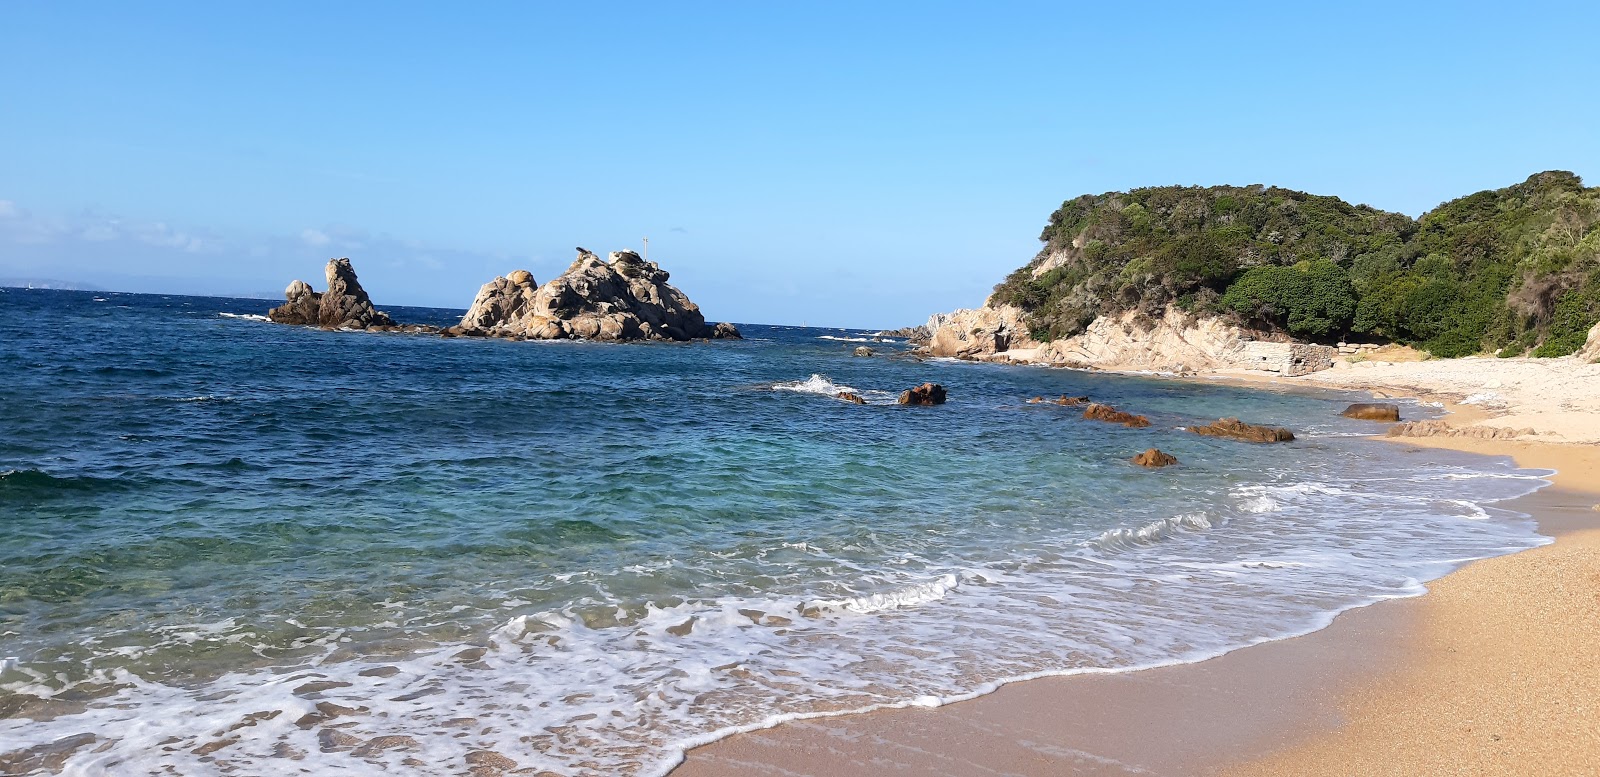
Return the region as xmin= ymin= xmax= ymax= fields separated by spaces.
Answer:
xmin=674 ymin=400 xmax=1600 ymax=776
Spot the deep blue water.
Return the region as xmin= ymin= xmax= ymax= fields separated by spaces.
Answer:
xmin=0 ymin=288 xmax=1551 ymax=776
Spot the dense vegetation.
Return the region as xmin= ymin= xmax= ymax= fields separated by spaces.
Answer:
xmin=992 ymin=171 xmax=1600 ymax=357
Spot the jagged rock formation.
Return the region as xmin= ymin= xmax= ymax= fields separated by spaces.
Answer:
xmin=897 ymin=383 xmax=947 ymax=405
xmin=1082 ymin=403 xmax=1151 ymax=428
xmin=458 ymin=270 xmax=540 ymax=335
xmin=451 ymin=249 xmax=740 ymax=341
xmin=1386 ymin=420 xmax=1536 ymax=440
xmin=268 ymin=258 xmax=396 ymax=329
xmin=1189 ymin=418 xmax=1295 ymax=443
xmin=1341 ymin=403 xmax=1401 ymax=422
xmin=927 ymin=306 xmax=1032 ymax=360
xmin=1131 ymin=448 xmax=1178 ymax=467
xmin=836 ymin=391 xmax=867 ymax=405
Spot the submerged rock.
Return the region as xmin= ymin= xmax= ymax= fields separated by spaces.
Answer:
xmin=897 ymin=383 xmax=947 ymax=405
xmin=1190 ymin=417 xmax=1295 ymax=443
xmin=267 ymin=258 xmax=395 ymax=329
xmin=455 ymin=248 xmax=739 ymax=341
xmin=1082 ymin=403 xmax=1151 ymax=428
xmin=836 ymin=391 xmax=867 ymax=404
xmin=1341 ymin=402 xmax=1401 ymax=422
xmin=1131 ymin=448 xmax=1178 ymax=467
xmin=853 ymin=346 xmax=875 ymax=357
xmin=1055 ymin=395 xmax=1091 ymax=406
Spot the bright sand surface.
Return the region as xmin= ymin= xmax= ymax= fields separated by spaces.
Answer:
xmin=673 ymin=360 xmax=1600 ymax=777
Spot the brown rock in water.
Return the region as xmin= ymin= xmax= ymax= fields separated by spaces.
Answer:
xmin=318 ymin=258 xmax=395 ymax=329
xmin=267 ymin=279 xmax=321 ymax=325
xmin=1082 ymin=403 xmax=1151 ymax=428
xmin=1341 ymin=402 xmax=1401 ymax=422
xmin=1055 ymin=395 xmax=1091 ymax=406
xmin=897 ymin=383 xmax=947 ymax=405
xmin=1026 ymin=396 xmax=1046 ymax=404
xmin=267 ymin=259 xmax=395 ymax=329
xmin=1190 ymin=417 xmax=1295 ymax=443
xmin=853 ymin=346 xmax=874 ymax=357
xmin=1131 ymin=448 xmax=1178 ymax=467
xmin=1386 ymin=420 xmax=1535 ymax=440
xmin=836 ymin=392 xmax=867 ymax=405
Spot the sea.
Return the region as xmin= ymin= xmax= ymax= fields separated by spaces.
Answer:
xmin=0 ymin=288 xmax=1553 ymax=776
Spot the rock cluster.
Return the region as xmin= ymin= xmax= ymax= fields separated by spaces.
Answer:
xmin=268 ymin=258 xmax=396 ymax=329
xmin=897 ymin=383 xmax=947 ymax=405
xmin=1340 ymin=403 xmax=1401 ymax=422
xmin=836 ymin=391 xmax=868 ymax=405
xmin=1082 ymin=403 xmax=1151 ymax=428
xmin=1131 ymin=448 xmax=1178 ymax=467
xmin=448 ymin=249 xmax=740 ymax=341
xmin=1189 ymin=418 xmax=1295 ymax=443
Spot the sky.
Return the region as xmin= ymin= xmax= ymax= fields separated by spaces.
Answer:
xmin=3 ymin=2 xmax=1598 ymax=328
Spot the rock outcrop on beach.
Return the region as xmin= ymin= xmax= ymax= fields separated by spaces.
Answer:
xmin=1082 ymin=403 xmax=1151 ymax=428
xmin=1131 ymin=448 xmax=1178 ymax=467
xmin=927 ymin=306 xmax=1033 ymax=360
xmin=1581 ymin=321 xmax=1600 ymax=362
xmin=449 ymin=249 xmax=740 ymax=342
xmin=920 ymin=305 xmax=1335 ymax=375
xmin=897 ymin=383 xmax=947 ymax=405
xmin=268 ymin=258 xmax=396 ymax=329
xmin=1189 ymin=418 xmax=1295 ymax=443
xmin=1385 ymin=420 xmax=1536 ymax=440
xmin=1341 ymin=403 xmax=1401 ymax=422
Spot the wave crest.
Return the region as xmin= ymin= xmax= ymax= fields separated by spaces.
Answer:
xmin=1087 ymin=512 xmax=1214 ymax=552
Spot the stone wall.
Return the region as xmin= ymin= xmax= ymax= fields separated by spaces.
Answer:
xmin=1227 ymin=342 xmax=1336 ymax=376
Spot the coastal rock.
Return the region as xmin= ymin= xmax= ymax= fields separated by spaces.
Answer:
xmin=459 ymin=271 xmax=540 ymax=335
xmin=853 ymin=346 xmax=874 ymax=357
xmin=1055 ymin=395 xmax=1091 ymax=406
xmin=267 ymin=259 xmax=395 ymax=329
xmin=455 ymin=249 xmax=739 ymax=341
xmin=1189 ymin=417 xmax=1295 ymax=443
xmin=1341 ymin=403 xmax=1401 ymax=422
xmin=1385 ymin=420 xmax=1536 ymax=440
xmin=1082 ymin=403 xmax=1151 ymax=428
xmin=877 ymin=325 xmax=931 ymax=344
xmin=1580 ymin=320 xmax=1600 ymax=362
xmin=926 ymin=306 xmax=1031 ymax=360
xmin=836 ymin=391 xmax=867 ymax=404
xmin=1131 ymin=448 xmax=1178 ymax=467
xmin=897 ymin=383 xmax=947 ymax=405
xmin=268 ymin=279 xmax=322 ymax=325
xmin=319 ymin=258 xmax=395 ymax=329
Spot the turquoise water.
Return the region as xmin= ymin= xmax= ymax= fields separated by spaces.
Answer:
xmin=0 ymin=289 xmax=1551 ymax=775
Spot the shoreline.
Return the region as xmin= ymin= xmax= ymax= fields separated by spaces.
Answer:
xmin=672 ymin=369 xmax=1599 ymax=776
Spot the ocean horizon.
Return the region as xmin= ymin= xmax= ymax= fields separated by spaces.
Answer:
xmin=0 ymin=289 xmax=1554 ymax=776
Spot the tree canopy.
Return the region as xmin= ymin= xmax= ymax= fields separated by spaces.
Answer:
xmin=991 ymin=172 xmax=1600 ymax=357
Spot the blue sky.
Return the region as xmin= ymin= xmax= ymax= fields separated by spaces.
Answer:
xmin=3 ymin=2 xmax=1597 ymax=327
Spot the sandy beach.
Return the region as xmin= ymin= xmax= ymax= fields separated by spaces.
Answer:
xmin=674 ymin=357 xmax=1600 ymax=777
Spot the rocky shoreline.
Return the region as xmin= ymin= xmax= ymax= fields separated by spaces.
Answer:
xmin=265 ymin=249 xmax=740 ymax=342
